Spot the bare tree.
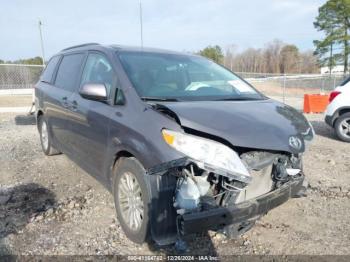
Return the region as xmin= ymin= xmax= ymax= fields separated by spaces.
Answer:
xmin=221 ymin=40 xmax=319 ymax=74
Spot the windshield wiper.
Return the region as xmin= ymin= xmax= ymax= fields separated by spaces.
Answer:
xmin=141 ymin=97 xmax=180 ymax=102
xmin=215 ymin=97 xmax=263 ymax=101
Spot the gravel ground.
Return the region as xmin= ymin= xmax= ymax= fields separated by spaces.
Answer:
xmin=0 ymin=112 xmax=349 ymax=257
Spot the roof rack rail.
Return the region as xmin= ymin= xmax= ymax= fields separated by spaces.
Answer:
xmin=61 ymin=43 xmax=100 ymax=51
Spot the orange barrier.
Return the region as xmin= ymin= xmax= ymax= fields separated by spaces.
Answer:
xmin=303 ymin=94 xmax=329 ymax=113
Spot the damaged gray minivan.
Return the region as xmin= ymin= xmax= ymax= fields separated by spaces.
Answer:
xmin=35 ymin=43 xmax=313 ymax=246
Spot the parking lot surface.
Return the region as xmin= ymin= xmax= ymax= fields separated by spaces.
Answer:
xmin=0 ymin=112 xmax=349 ymax=256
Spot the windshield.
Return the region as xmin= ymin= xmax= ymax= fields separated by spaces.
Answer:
xmin=118 ymin=51 xmax=264 ymax=101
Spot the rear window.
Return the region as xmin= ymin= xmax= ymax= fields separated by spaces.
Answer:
xmin=40 ymin=56 xmax=60 ymax=83
xmin=55 ymin=53 xmax=85 ymax=92
xmin=340 ymin=76 xmax=350 ymax=86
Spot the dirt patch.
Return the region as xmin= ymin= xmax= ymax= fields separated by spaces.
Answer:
xmin=0 ymin=95 xmax=32 ymax=107
xmin=0 ymin=112 xmax=349 ymax=256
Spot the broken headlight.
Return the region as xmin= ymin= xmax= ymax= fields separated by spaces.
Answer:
xmin=162 ymin=129 xmax=250 ymax=181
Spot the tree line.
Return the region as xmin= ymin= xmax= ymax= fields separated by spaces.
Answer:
xmin=0 ymin=56 xmax=43 ymax=65
xmin=198 ymin=41 xmax=319 ymax=74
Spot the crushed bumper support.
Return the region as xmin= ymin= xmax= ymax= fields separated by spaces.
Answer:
xmin=179 ymin=175 xmax=304 ymax=235
xmin=147 ymin=157 xmax=252 ymax=183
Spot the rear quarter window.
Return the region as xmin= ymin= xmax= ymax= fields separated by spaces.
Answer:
xmin=40 ymin=56 xmax=61 ymax=83
xmin=55 ymin=53 xmax=85 ymax=92
xmin=340 ymin=76 xmax=350 ymax=87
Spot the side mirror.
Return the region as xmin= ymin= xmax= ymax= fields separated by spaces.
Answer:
xmin=79 ymin=83 xmax=107 ymax=101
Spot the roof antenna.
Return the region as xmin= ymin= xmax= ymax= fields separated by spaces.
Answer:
xmin=139 ymin=0 xmax=143 ymax=48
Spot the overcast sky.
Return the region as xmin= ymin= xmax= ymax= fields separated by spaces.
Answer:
xmin=0 ymin=0 xmax=326 ymax=61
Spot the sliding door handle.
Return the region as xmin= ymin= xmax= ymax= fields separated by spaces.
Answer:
xmin=61 ymin=97 xmax=69 ymax=108
xmin=71 ymin=100 xmax=78 ymax=111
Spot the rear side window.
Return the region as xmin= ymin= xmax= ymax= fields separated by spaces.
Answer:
xmin=55 ymin=53 xmax=84 ymax=92
xmin=340 ymin=76 xmax=350 ymax=86
xmin=40 ymin=56 xmax=60 ymax=83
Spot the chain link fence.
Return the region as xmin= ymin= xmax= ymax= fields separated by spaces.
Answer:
xmin=0 ymin=64 xmax=349 ymax=110
xmin=236 ymin=72 xmax=349 ymax=110
xmin=0 ymin=64 xmax=44 ymax=94
xmin=0 ymin=64 xmax=44 ymax=109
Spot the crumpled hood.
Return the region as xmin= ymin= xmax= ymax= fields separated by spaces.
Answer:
xmin=160 ymin=99 xmax=312 ymax=154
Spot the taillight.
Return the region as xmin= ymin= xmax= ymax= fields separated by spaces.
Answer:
xmin=329 ymin=91 xmax=341 ymax=103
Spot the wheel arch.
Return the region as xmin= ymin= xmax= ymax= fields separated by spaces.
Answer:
xmin=109 ymin=149 xmax=146 ymax=188
xmin=334 ymin=110 xmax=350 ymax=142
xmin=338 ymin=107 xmax=350 ymax=117
xmin=331 ymin=107 xmax=350 ymax=126
xmin=112 ymin=150 xmax=135 ymax=170
xmin=36 ymin=110 xmax=44 ymax=129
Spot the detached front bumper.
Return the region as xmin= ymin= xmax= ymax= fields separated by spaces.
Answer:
xmin=179 ymin=175 xmax=305 ymax=235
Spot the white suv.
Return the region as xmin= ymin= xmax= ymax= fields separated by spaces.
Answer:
xmin=325 ymin=76 xmax=350 ymax=142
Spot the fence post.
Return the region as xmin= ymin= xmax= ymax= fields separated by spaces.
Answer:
xmin=283 ymin=73 xmax=286 ymax=104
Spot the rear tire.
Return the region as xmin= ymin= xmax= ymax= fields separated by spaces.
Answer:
xmin=112 ymin=157 xmax=151 ymax=244
xmin=38 ymin=115 xmax=61 ymax=156
xmin=334 ymin=113 xmax=350 ymax=142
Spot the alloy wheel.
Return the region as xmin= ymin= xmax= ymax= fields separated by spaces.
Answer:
xmin=41 ymin=120 xmax=49 ymax=151
xmin=339 ymin=118 xmax=350 ymax=138
xmin=118 ymin=172 xmax=144 ymax=231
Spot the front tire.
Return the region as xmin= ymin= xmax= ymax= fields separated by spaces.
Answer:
xmin=112 ymin=157 xmax=151 ymax=244
xmin=334 ymin=113 xmax=350 ymax=142
xmin=38 ymin=116 xmax=61 ymax=155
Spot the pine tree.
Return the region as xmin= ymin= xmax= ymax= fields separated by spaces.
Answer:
xmin=198 ymin=46 xmax=224 ymax=64
xmin=314 ymin=0 xmax=350 ymax=74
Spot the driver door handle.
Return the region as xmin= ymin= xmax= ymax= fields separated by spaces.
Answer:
xmin=61 ymin=96 xmax=69 ymax=108
xmin=71 ymin=100 xmax=78 ymax=111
